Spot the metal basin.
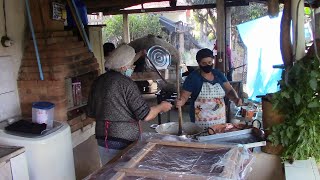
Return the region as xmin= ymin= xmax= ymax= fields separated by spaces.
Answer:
xmin=152 ymin=122 xmax=203 ymax=138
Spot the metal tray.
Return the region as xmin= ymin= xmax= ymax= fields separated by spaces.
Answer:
xmin=197 ymin=128 xmax=266 ymax=149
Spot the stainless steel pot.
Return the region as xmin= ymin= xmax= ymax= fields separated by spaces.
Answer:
xmin=150 ymin=122 xmax=204 ymax=138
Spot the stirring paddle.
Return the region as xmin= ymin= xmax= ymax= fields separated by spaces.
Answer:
xmin=176 ymin=58 xmax=183 ymax=136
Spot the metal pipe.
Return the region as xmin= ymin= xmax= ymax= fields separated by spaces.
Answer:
xmin=25 ymin=0 xmax=44 ymax=80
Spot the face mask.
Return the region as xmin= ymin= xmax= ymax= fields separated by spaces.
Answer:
xmin=199 ymin=64 xmax=213 ymax=73
xmin=124 ymin=68 xmax=134 ymax=77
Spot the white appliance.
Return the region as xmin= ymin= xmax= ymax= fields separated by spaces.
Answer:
xmin=0 ymin=120 xmax=76 ymax=180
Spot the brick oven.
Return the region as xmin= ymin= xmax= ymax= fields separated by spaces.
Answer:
xmin=18 ymin=31 xmax=99 ymax=132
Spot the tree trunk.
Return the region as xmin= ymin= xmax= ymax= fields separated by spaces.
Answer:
xmin=280 ymin=0 xmax=293 ymax=68
xmin=267 ymin=0 xmax=279 ymax=18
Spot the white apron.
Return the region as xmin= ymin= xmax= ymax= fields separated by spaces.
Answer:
xmin=194 ymin=82 xmax=226 ymax=131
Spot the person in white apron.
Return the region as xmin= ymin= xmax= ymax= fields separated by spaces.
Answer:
xmin=176 ymin=48 xmax=242 ymax=131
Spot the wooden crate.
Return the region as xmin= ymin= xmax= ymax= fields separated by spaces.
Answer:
xmin=110 ymin=140 xmax=240 ymax=180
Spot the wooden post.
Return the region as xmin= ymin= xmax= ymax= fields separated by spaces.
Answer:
xmin=177 ymin=22 xmax=185 ymax=55
xmin=315 ymin=8 xmax=320 ymax=40
xmin=216 ymin=0 xmax=226 ymax=73
xmin=225 ymin=7 xmax=232 ymax=73
xmin=123 ymin=14 xmax=130 ymax=43
xmin=226 ymin=7 xmax=232 ymax=48
xmin=178 ymin=32 xmax=184 ymax=54
xmin=291 ymin=0 xmax=305 ymax=60
xmin=88 ymin=26 xmax=104 ymax=73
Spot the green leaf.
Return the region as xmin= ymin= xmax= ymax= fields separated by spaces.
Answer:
xmin=294 ymin=93 xmax=301 ymax=105
xmin=304 ymin=7 xmax=311 ymax=15
xmin=272 ymin=126 xmax=277 ymax=132
xmin=272 ymin=101 xmax=279 ymax=110
xmin=296 ymin=118 xmax=304 ymax=126
xmin=267 ymin=135 xmax=273 ymax=141
xmin=309 ymin=128 xmax=314 ymax=136
xmin=308 ymin=101 xmax=320 ymax=108
xmin=273 ymin=138 xmax=279 ymax=146
xmin=281 ymin=92 xmax=290 ymax=98
xmin=310 ymin=71 xmax=318 ymax=78
xmin=309 ymin=79 xmax=318 ymax=90
xmin=286 ymin=128 xmax=292 ymax=139
xmin=280 ymin=131 xmax=285 ymax=139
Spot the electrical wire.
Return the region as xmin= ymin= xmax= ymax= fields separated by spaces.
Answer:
xmin=3 ymin=0 xmax=7 ymax=36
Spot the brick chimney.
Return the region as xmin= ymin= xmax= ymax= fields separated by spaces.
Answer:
xmin=18 ymin=31 xmax=99 ymax=132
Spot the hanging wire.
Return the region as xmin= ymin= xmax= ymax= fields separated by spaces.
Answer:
xmin=3 ymin=0 xmax=7 ymax=36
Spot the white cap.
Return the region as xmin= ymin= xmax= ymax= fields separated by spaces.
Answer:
xmin=104 ymin=44 xmax=136 ymax=70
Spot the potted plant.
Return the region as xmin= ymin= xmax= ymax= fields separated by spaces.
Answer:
xmin=267 ymin=48 xmax=320 ymax=162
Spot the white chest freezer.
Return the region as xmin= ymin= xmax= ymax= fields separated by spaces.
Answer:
xmin=0 ymin=120 xmax=76 ymax=180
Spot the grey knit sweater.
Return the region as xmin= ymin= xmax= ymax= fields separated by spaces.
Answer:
xmin=87 ymin=70 xmax=150 ymax=150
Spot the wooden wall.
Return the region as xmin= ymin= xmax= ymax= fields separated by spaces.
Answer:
xmin=29 ymin=0 xmax=64 ymax=32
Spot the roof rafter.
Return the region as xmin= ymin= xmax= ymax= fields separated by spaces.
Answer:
xmin=94 ymin=1 xmax=249 ymax=15
xmin=84 ymin=0 xmax=319 ymax=14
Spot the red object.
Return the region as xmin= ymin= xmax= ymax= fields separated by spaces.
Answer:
xmin=104 ymin=120 xmax=110 ymax=150
xmin=186 ymin=10 xmax=190 ymax=17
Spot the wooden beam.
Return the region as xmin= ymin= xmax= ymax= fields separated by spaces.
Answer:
xmin=89 ymin=2 xmax=250 ymax=14
xmin=278 ymin=0 xmax=319 ymax=7
xmin=92 ymin=2 xmax=246 ymax=15
xmin=85 ymin=0 xmax=166 ymax=10
xmin=226 ymin=7 xmax=231 ymax=73
xmin=226 ymin=1 xmax=249 ymax=7
xmin=216 ymin=0 xmax=226 ymax=73
xmin=123 ymin=14 xmax=130 ymax=43
xmin=101 ymin=4 xmax=216 ymax=15
xmin=86 ymin=0 xmax=318 ymax=14
xmin=315 ymin=9 xmax=320 ymax=40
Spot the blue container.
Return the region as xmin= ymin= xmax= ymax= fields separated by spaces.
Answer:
xmin=66 ymin=0 xmax=88 ymax=28
xmin=32 ymin=102 xmax=55 ymax=129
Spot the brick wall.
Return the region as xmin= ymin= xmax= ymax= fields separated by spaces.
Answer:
xmin=18 ymin=31 xmax=99 ymax=131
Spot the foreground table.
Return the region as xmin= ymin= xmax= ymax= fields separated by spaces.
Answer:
xmin=86 ymin=142 xmax=285 ymax=180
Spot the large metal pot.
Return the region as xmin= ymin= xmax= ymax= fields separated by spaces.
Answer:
xmin=151 ymin=122 xmax=204 ymax=138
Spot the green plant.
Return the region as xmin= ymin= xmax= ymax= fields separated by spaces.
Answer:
xmin=103 ymin=14 xmax=165 ymax=44
xmin=268 ymin=56 xmax=320 ymax=162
